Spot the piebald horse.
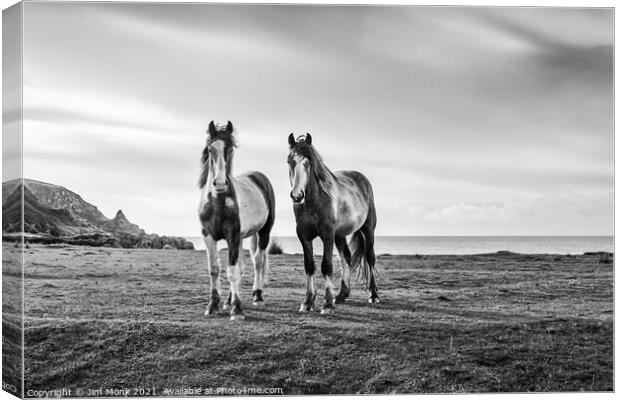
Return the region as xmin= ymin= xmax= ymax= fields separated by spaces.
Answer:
xmin=198 ymin=121 xmax=275 ymax=320
xmin=287 ymin=133 xmax=380 ymax=314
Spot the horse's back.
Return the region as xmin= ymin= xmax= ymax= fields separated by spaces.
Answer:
xmin=333 ymin=170 xmax=374 ymax=236
xmin=335 ymin=170 xmax=372 ymax=190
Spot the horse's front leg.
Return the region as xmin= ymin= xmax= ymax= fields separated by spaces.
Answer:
xmin=203 ymin=235 xmax=221 ymax=316
xmin=223 ymin=241 xmax=245 ymax=311
xmin=299 ymin=238 xmax=316 ymax=312
xmin=320 ymin=236 xmax=336 ymax=314
xmin=226 ymin=233 xmax=244 ymax=320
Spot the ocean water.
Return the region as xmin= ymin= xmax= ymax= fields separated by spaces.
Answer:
xmin=185 ymin=235 xmax=613 ymax=256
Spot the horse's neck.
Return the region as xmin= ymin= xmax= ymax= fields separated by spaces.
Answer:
xmin=304 ymin=173 xmax=330 ymax=208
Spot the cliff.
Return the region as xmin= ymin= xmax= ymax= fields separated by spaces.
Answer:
xmin=2 ymin=179 xmax=193 ymax=250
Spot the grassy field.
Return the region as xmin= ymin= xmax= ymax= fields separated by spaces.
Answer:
xmin=3 ymin=243 xmax=23 ymax=397
xmin=7 ymin=243 xmax=613 ymax=394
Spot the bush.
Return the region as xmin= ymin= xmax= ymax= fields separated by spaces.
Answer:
xmin=268 ymin=239 xmax=284 ymax=255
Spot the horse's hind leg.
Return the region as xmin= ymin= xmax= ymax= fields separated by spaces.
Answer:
xmin=203 ymin=235 xmax=221 ymax=316
xmin=335 ymin=236 xmax=351 ymax=304
xmin=362 ymin=225 xmax=380 ymax=303
xmin=320 ymin=237 xmax=336 ymax=314
xmin=251 ymin=233 xmax=267 ymax=307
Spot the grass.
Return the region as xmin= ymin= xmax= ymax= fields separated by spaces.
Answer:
xmin=3 ymin=244 xmax=613 ymax=395
xmin=268 ymin=239 xmax=284 ymax=255
xmin=3 ymin=244 xmax=23 ymax=397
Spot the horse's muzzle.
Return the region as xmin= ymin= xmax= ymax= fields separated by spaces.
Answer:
xmin=213 ymin=179 xmax=229 ymax=193
xmin=290 ymin=190 xmax=305 ymax=204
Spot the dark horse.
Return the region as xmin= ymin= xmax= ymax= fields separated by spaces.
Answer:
xmin=198 ymin=121 xmax=275 ymax=320
xmin=287 ymin=133 xmax=379 ymax=314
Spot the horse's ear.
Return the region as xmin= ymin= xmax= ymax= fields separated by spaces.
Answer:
xmin=226 ymin=120 xmax=233 ymax=133
xmin=288 ymin=133 xmax=295 ymax=147
xmin=208 ymin=121 xmax=216 ymax=136
xmin=305 ymin=133 xmax=312 ymax=145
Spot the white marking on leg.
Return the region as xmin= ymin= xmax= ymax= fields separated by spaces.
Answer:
xmin=227 ymin=263 xmax=242 ymax=315
xmin=254 ymin=249 xmax=268 ymax=285
xmin=261 ymin=249 xmax=269 ymax=284
xmin=204 ymin=236 xmax=220 ymax=293
xmin=300 ymin=274 xmax=315 ymax=312
xmin=307 ymin=274 xmax=315 ymax=297
xmin=252 ymin=246 xmax=268 ymax=307
xmin=321 ymin=274 xmax=335 ymax=314
xmin=251 ymin=235 xmax=261 ymax=292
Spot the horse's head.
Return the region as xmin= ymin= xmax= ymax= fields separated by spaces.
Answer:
xmin=287 ymin=133 xmax=314 ymax=204
xmin=199 ymin=120 xmax=237 ymax=193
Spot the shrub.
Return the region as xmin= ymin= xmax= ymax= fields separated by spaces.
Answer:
xmin=268 ymin=239 xmax=284 ymax=255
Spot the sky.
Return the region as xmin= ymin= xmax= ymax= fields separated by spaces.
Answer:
xmin=4 ymin=3 xmax=614 ymax=237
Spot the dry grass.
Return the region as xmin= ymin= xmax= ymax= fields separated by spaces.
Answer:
xmin=2 ymin=244 xmax=612 ymax=395
xmin=3 ymin=244 xmax=23 ymax=397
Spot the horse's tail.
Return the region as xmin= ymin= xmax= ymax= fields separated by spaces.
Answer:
xmin=349 ymin=229 xmax=372 ymax=290
xmin=349 ymin=171 xmax=379 ymax=290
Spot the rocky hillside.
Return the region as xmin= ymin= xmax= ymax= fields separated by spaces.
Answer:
xmin=2 ymin=179 xmax=193 ymax=250
xmin=101 ymin=210 xmax=145 ymax=236
xmin=3 ymin=184 xmax=81 ymax=236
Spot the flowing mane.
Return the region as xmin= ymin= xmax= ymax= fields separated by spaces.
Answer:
xmin=198 ymin=122 xmax=238 ymax=189
xmin=292 ymin=139 xmax=337 ymax=199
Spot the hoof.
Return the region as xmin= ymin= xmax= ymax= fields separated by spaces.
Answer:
xmin=230 ymin=313 xmax=245 ymax=321
xmin=334 ymin=295 xmax=346 ymax=304
xmin=223 ymin=292 xmax=232 ymax=311
xmin=321 ymin=306 xmax=335 ymax=314
xmin=205 ymin=302 xmax=219 ymax=316
xmin=368 ymin=296 xmax=381 ymax=304
xmin=252 ymin=301 xmax=265 ymax=308
xmin=299 ymin=303 xmax=314 ymax=313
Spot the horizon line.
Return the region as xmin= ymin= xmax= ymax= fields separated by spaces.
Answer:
xmin=180 ymin=234 xmax=614 ymax=238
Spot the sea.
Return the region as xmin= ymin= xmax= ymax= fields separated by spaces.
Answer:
xmin=184 ymin=235 xmax=614 ymax=256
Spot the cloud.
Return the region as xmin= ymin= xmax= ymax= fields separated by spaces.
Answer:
xmin=18 ymin=4 xmax=613 ymax=236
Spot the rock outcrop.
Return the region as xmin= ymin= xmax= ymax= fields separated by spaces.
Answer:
xmin=2 ymin=179 xmax=194 ymax=250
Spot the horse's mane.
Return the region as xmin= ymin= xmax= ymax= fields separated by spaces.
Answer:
xmin=198 ymin=122 xmax=238 ymax=189
xmin=293 ymin=140 xmax=337 ymax=199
